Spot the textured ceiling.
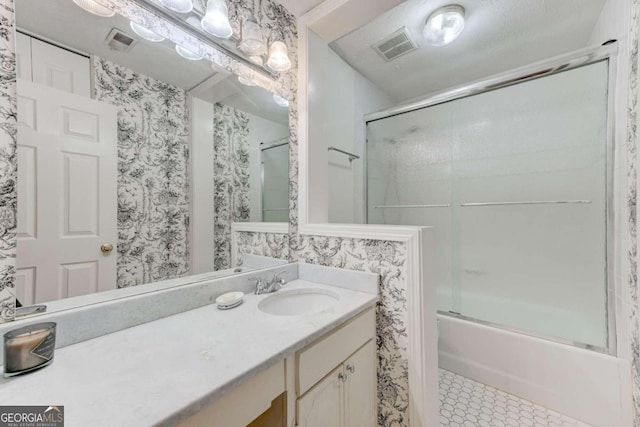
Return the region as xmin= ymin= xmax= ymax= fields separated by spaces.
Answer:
xmin=331 ymin=0 xmax=607 ymax=102
xmin=17 ymin=0 xmax=215 ymax=90
xmin=16 ymin=0 xmax=285 ymax=123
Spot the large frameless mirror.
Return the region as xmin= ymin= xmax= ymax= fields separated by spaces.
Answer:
xmin=13 ymin=0 xmax=290 ymax=310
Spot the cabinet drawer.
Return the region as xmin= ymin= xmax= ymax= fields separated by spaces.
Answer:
xmin=297 ymin=308 xmax=375 ymax=395
xmin=179 ymin=360 xmax=285 ymax=427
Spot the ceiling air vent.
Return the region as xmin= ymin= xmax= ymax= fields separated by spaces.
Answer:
xmin=373 ymin=27 xmax=418 ymax=62
xmin=105 ymin=28 xmax=137 ymax=53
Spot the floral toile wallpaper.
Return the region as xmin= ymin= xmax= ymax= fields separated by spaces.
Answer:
xmin=0 ymin=0 xmax=15 ymax=322
xmin=296 ymin=235 xmax=410 ymax=426
xmin=629 ymin=0 xmax=640 ymax=423
xmin=214 ymin=103 xmax=251 ymax=270
xmin=234 ymin=231 xmax=289 ymax=265
xmin=93 ymin=58 xmax=190 ymax=288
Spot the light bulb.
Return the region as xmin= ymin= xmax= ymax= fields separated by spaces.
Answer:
xmin=160 ymin=0 xmax=193 ymax=13
xmin=175 ymin=45 xmax=203 ymax=60
xmin=130 ymin=21 xmax=165 ymax=42
xmin=267 ymin=41 xmax=291 ymax=72
xmin=201 ymin=0 xmax=233 ymax=39
xmin=72 ymin=0 xmax=115 ymax=17
xmin=273 ymin=94 xmax=289 ymax=108
xmin=423 ymin=5 xmax=465 ymax=46
xmin=239 ymin=17 xmax=266 ymax=56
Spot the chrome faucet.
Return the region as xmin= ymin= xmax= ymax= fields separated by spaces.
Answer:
xmin=250 ymin=271 xmax=288 ymax=295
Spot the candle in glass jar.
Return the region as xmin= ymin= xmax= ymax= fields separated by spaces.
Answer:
xmin=4 ymin=322 xmax=56 ymax=377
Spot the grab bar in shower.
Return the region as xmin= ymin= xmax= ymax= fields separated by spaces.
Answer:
xmin=374 ymin=204 xmax=451 ymax=209
xmin=328 ymin=146 xmax=360 ymax=162
xmin=460 ymin=200 xmax=592 ymax=207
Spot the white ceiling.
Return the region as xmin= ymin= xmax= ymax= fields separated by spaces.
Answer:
xmin=331 ymin=0 xmax=608 ymax=102
xmin=16 ymin=0 xmax=286 ymax=123
xmin=17 ymin=0 xmax=215 ymax=90
xmin=274 ymin=0 xmax=325 ymax=17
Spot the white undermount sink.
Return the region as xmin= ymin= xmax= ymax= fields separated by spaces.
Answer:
xmin=258 ymin=288 xmax=340 ymax=316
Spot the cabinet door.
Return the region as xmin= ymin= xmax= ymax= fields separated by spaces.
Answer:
xmin=344 ymin=340 xmax=376 ymax=426
xmin=297 ymin=365 xmax=344 ymax=427
xmin=31 ymin=39 xmax=90 ymax=97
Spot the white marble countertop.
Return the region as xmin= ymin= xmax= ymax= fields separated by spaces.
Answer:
xmin=0 ymin=279 xmax=378 ymax=427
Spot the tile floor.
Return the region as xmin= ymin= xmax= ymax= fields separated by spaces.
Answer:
xmin=439 ymin=369 xmax=591 ymax=427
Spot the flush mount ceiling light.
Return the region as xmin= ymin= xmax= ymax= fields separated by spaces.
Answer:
xmin=239 ymin=16 xmax=266 ymax=56
xmin=160 ymin=0 xmax=193 ymax=13
xmin=175 ymin=44 xmax=203 ymax=60
xmin=273 ymin=94 xmax=289 ymax=108
xmin=130 ymin=21 xmax=165 ymax=42
xmin=423 ymin=5 xmax=465 ymax=46
xmin=201 ymin=0 xmax=233 ymax=39
xmin=267 ymin=41 xmax=291 ymax=72
xmin=72 ymin=0 xmax=115 ymax=17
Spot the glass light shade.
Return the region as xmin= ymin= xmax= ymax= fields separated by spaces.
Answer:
xmin=160 ymin=0 xmax=193 ymax=13
xmin=423 ymin=5 xmax=465 ymax=46
xmin=267 ymin=41 xmax=291 ymax=72
xmin=273 ymin=94 xmax=289 ymax=108
xmin=175 ymin=45 xmax=203 ymax=60
xmin=239 ymin=17 xmax=266 ymax=56
xmin=237 ymin=75 xmax=256 ymax=86
xmin=201 ymin=0 xmax=233 ymax=39
xmin=130 ymin=21 xmax=165 ymax=42
xmin=72 ymin=0 xmax=115 ymax=17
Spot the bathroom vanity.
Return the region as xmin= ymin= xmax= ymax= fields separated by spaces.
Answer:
xmin=0 ymin=264 xmax=379 ymax=427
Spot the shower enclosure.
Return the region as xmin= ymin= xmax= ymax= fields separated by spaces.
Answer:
xmin=365 ymin=50 xmax=614 ymax=351
xmin=261 ymin=138 xmax=289 ymax=222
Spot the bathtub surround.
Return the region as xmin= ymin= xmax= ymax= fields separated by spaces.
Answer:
xmin=213 ymin=103 xmax=251 ymax=270
xmin=0 ymin=0 xmax=16 ymax=323
xmin=93 ymin=58 xmax=191 ymax=288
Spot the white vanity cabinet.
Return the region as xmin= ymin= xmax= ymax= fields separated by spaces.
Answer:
xmin=296 ymin=308 xmax=376 ymax=427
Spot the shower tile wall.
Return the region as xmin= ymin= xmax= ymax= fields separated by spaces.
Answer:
xmin=367 ymin=61 xmax=610 ymax=348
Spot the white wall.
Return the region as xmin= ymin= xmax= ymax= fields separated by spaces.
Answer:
xmin=190 ymin=96 xmax=215 ymax=274
xmin=308 ymin=30 xmax=394 ymax=224
xmin=247 ymin=113 xmax=288 ymax=222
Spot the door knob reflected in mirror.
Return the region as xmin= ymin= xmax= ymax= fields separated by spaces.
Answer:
xmin=100 ymin=243 xmax=114 ymax=254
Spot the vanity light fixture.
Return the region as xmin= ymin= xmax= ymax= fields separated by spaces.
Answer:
xmin=130 ymin=21 xmax=166 ymax=42
xmin=272 ymin=94 xmax=289 ymax=108
xmin=175 ymin=44 xmax=203 ymax=60
xmin=423 ymin=4 xmax=465 ymax=46
xmin=267 ymin=41 xmax=292 ymax=72
xmin=201 ymin=0 xmax=233 ymax=39
xmin=238 ymin=75 xmax=256 ymax=86
xmin=239 ymin=16 xmax=266 ymax=56
xmin=160 ymin=0 xmax=193 ymax=13
xmin=249 ymin=55 xmax=264 ymax=66
xmin=237 ymin=68 xmax=257 ymax=86
xmin=72 ymin=0 xmax=115 ymax=17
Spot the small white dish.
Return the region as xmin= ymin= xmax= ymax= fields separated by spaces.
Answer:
xmin=216 ymin=291 xmax=244 ymax=310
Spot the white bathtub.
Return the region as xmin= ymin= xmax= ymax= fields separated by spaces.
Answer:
xmin=437 ymin=314 xmax=631 ymax=427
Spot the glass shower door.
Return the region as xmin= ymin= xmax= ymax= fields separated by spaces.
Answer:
xmin=366 ymin=60 xmax=610 ymax=349
xmin=261 ymin=142 xmax=289 ymax=222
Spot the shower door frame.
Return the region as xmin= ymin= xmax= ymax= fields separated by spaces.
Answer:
xmin=362 ymin=43 xmax=619 ymax=355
